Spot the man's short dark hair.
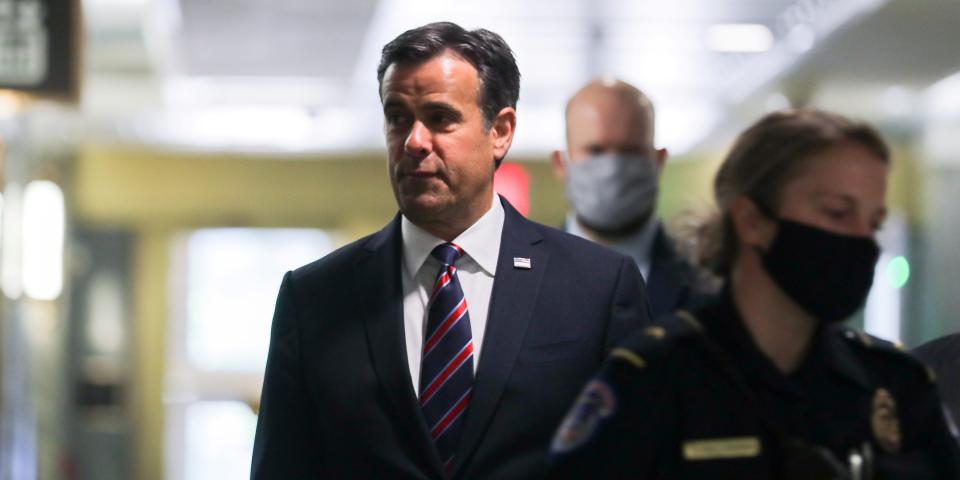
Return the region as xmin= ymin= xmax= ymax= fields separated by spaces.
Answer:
xmin=377 ymin=21 xmax=521 ymax=129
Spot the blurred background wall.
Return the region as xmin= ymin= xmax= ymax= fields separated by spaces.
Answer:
xmin=1 ymin=0 xmax=959 ymax=478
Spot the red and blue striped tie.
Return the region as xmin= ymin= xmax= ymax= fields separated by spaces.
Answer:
xmin=420 ymin=243 xmax=474 ymax=473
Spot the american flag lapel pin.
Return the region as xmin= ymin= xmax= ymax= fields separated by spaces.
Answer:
xmin=513 ymin=257 xmax=532 ymax=269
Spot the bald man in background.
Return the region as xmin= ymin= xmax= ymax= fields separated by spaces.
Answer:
xmin=552 ymin=78 xmax=709 ymax=318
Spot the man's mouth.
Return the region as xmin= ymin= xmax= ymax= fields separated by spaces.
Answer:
xmin=403 ymin=169 xmax=441 ymax=180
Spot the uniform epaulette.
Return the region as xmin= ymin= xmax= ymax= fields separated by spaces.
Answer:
xmin=607 ymin=310 xmax=705 ymax=370
xmin=838 ymin=326 xmax=937 ymax=384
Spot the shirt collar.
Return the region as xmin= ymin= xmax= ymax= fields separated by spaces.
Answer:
xmin=401 ymin=194 xmax=504 ymax=278
xmin=566 ymin=212 xmax=660 ymax=267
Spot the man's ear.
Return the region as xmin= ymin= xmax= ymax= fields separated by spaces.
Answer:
xmin=654 ymin=147 xmax=668 ymax=174
xmin=551 ymin=150 xmax=567 ymax=181
xmin=491 ymin=107 xmax=517 ymax=162
xmin=730 ymin=196 xmax=777 ymax=249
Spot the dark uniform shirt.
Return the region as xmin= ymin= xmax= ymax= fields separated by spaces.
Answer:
xmin=547 ymin=291 xmax=960 ymax=479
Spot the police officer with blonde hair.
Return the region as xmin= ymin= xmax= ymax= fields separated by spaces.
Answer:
xmin=548 ymin=109 xmax=960 ymax=479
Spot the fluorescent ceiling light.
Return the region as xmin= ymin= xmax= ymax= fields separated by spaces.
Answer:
xmin=22 ymin=181 xmax=65 ymax=301
xmin=926 ymin=70 xmax=960 ymax=118
xmin=704 ymin=24 xmax=774 ymax=53
xmin=83 ymin=0 xmax=147 ymax=5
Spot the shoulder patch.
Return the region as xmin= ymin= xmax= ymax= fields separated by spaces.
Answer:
xmin=551 ymin=378 xmax=618 ymax=454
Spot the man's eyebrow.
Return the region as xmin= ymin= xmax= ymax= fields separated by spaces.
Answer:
xmin=382 ymin=98 xmax=406 ymax=111
xmin=422 ymin=102 xmax=463 ymax=120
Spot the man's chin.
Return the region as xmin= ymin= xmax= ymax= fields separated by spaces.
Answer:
xmin=398 ymin=194 xmax=451 ymax=221
xmin=578 ymin=211 xmax=653 ymax=238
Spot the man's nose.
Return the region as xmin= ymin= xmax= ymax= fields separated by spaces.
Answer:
xmin=405 ymin=120 xmax=432 ymax=158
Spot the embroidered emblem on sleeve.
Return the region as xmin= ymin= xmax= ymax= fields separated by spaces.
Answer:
xmin=550 ymin=378 xmax=618 ymax=454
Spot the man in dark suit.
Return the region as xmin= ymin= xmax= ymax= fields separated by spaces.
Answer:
xmin=914 ymin=334 xmax=960 ymax=424
xmin=551 ymin=78 xmax=710 ymax=318
xmin=251 ymin=22 xmax=650 ymax=479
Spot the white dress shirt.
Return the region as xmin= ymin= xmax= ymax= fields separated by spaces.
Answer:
xmin=566 ymin=213 xmax=660 ymax=281
xmin=401 ymin=194 xmax=504 ymax=395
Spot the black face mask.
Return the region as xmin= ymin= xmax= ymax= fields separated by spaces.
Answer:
xmin=759 ymin=219 xmax=880 ymax=323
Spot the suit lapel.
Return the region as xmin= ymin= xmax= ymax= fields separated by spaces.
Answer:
xmin=357 ymin=215 xmax=445 ymax=477
xmin=452 ymin=198 xmax=548 ymax=474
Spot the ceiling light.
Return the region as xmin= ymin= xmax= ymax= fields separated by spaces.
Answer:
xmin=22 ymin=180 xmax=65 ymax=301
xmin=786 ymin=24 xmax=816 ymax=53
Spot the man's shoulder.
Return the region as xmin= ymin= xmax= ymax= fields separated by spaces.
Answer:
xmin=651 ymin=228 xmax=687 ymax=267
xmin=651 ymin=226 xmax=705 ymax=280
xmin=914 ymin=333 xmax=960 ymax=369
xmin=289 ymin=230 xmax=385 ymax=284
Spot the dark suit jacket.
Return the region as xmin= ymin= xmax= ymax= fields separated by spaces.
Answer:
xmin=914 ymin=333 xmax=960 ymax=424
xmin=561 ymin=220 xmax=709 ymax=319
xmin=646 ymin=225 xmax=711 ymax=319
xmin=251 ymin=197 xmax=650 ymax=479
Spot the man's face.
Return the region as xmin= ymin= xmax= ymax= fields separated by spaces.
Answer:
xmin=551 ymin=92 xmax=667 ymax=236
xmin=381 ymin=50 xmax=511 ymax=234
xmin=565 ymin=97 xmax=659 ymax=167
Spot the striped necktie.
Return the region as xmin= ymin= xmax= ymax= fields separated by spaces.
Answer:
xmin=420 ymin=243 xmax=474 ymax=473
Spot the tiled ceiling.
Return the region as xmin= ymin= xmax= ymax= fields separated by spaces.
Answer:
xmin=81 ymin=0 xmax=960 ymax=155
xmin=176 ymin=0 xmax=379 ymax=77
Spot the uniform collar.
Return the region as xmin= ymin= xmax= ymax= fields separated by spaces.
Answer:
xmin=700 ymin=289 xmax=790 ymax=392
xmin=401 ymin=193 xmax=504 ymax=278
xmin=702 ymin=289 xmax=873 ymax=393
xmin=820 ymin=325 xmax=873 ymax=390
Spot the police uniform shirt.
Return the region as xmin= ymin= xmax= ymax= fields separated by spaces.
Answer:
xmin=547 ymin=290 xmax=960 ymax=479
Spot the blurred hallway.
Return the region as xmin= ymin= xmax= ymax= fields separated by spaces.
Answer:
xmin=2 ymin=0 xmax=960 ymax=478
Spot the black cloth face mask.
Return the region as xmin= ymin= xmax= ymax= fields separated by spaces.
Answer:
xmin=758 ymin=218 xmax=881 ymax=323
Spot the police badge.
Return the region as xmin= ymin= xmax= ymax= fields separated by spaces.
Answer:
xmin=871 ymin=388 xmax=902 ymax=453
